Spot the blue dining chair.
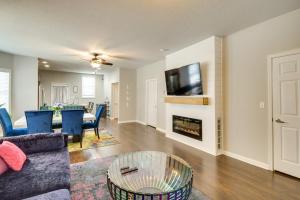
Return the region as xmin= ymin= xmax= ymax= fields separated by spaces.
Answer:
xmin=0 ymin=108 xmax=28 ymax=137
xmin=25 ymin=110 xmax=53 ymax=134
xmin=61 ymin=109 xmax=84 ymax=148
xmin=82 ymin=105 xmax=104 ymax=139
xmin=63 ymin=105 xmax=84 ymax=110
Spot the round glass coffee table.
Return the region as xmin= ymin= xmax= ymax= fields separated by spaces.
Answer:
xmin=107 ymin=151 xmax=193 ymax=200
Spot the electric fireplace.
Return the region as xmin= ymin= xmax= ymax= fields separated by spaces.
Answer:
xmin=172 ymin=115 xmax=202 ymax=141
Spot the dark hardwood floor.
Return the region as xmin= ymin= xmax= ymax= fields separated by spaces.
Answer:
xmin=70 ymin=119 xmax=300 ymax=200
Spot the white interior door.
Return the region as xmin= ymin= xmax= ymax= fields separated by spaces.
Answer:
xmin=111 ymin=83 xmax=119 ymax=119
xmin=51 ymin=83 xmax=69 ymax=105
xmin=272 ymin=53 xmax=300 ymax=178
xmin=146 ymin=79 xmax=157 ymax=127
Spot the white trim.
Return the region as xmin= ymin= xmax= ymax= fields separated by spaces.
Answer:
xmin=268 ymin=48 xmax=300 ymax=59
xmin=156 ymin=127 xmax=166 ymax=134
xmin=118 ymin=120 xmax=136 ymax=124
xmin=267 ymin=48 xmax=300 ymax=171
xmin=136 ymin=120 xmax=146 ymax=125
xmin=223 ymin=151 xmax=270 ymax=170
xmin=267 ymin=55 xmax=274 ymax=171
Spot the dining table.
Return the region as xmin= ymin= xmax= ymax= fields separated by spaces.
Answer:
xmin=14 ymin=113 xmax=96 ymax=128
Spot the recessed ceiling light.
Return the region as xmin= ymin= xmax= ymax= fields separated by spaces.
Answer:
xmin=44 ymin=64 xmax=50 ymax=68
xmin=42 ymin=61 xmax=48 ymax=64
xmin=160 ymin=48 xmax=169 ymax=52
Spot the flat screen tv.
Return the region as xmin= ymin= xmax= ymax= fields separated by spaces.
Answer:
xmin=165 ymin=63 xmax=203 ymax=96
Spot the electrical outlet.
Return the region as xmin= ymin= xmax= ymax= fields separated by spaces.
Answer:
xmin=259 ymin=102 xmax=265 ymax=109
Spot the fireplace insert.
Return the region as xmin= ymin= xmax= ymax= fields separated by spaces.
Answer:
xmin=172 ymin=115 xmax=202 ymax=141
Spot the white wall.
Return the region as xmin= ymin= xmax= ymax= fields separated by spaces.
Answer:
xmin=119 ymin=68 xmax=136 ymax=122
xmin=136 ymin=60 xmax=166 ymax=130
xmin=224 ymin=8 xmax=300 ymax=165
xmin=0 ymin=52 xmax=14 ymax=70
xmin=103 ymin=68 xmax=120 ymax=104
xmin=0 ymin=52 xmax=38 ymax=121
xmin=165 ymin=36 xmax=222 ymax=155
xmin=13 ymin=55 xmax=38 ymax=120
xmin=39 ymin=70 xmax=105 ymax=110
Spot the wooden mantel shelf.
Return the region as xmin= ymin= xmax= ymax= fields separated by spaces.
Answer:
xmin=164 ymin=96 xmax=209 ymax=105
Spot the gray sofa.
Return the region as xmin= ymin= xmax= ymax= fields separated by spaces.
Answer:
xmin=0 ymin=133 xmax=71 ymax=200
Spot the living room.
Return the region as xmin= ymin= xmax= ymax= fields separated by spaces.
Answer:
xmin=0 ymin=1 xmax=300 ymax=200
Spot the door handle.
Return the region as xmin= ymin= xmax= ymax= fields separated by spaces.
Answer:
xmin=275 ymin=119 xmax=287 ymax=124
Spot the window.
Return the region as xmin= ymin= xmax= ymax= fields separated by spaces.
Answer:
xmin=0 ymin=70 xmax=10 ymax=111
xmin=82 ymin=76 xmax=95 ymax=98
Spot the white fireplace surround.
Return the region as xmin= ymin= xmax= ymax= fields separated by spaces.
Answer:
xmin=165 ymin=36 xmax=223 ymax=156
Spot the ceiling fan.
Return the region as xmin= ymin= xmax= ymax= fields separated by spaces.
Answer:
xmin=81 ymin=53 xmax=113 ymax=68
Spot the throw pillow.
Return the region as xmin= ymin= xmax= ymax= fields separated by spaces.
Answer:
xmin=0 ymin=158 xmax=8 ymax=175
xmin=0 ymin=141 xmax=27 ymax=171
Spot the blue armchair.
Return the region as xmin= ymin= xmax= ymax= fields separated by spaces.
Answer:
xmin=0 ymin=108 xmax=28 ymax=137
xmin=82 ymin=105 xmax=104 ymax=139
xmin=25 ymin=110 xmax=54 ymax=134
xmin=61 ymin=109 xmax=84 ymax=148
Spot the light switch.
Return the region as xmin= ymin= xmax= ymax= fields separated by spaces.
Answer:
xmin=259 ymin=102 xmax=265 ymax=109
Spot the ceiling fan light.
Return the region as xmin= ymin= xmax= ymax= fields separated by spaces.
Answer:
xmin=90 ymin=60 xmax=101 ymax=68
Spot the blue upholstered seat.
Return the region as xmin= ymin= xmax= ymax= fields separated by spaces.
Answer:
xmin=82 ymin=105 xmax=104 ymax=139
xmin=0 ymin=108 xmax=28 ymax=137
xmin=25 ymin=110 xmax=54 ymax=134
xmin=61 ymin=109 xmax=84 ymax=148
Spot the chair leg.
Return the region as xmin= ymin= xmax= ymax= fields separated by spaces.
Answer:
xmin=94 ymin=128 xmax=97 ymax=136
xmin=64 ymin=135 xmax=68 ymax=147
xmin=80 ymin=133 xmax=83 ymax=148
xmin=96 ymin=128 xmax=100 ymax=139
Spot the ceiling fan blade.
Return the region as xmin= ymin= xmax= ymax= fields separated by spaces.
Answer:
xmin=110 ymin=55 xmax=134 ymax=60
xmin=79 ymin=58 xmax=90 ymax=62
xmin=101 ymin=61 xmax=113 ymax=66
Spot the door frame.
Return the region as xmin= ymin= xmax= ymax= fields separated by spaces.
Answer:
xmin=267 ymin=48 xmax=300 ymax=171
xmin=145 ymin=78 xmax=158 ymax=127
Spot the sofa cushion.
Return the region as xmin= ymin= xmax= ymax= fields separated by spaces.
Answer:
xmin=0 ymin=141 xmax=27 ymax=171
xmin=23 ymin=189 xmax=71 ymax=200
xmin=0 ymin=133 xmax=65 ymax=154
xmin=0 ymin=148 xmax=70 ymax=200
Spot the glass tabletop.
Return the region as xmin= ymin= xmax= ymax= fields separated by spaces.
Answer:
xmin=107 ymin=151 xmax=193 ymax=199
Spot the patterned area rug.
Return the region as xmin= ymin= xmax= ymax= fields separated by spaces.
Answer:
xmin=68 ymin=130 xmax=120 ymax=152
xmin=70 ymin=156 xmax=210 ymax=200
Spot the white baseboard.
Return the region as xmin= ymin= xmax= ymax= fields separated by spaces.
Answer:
xmin=122 ymin=120 xmax=166 ymax=134
xmin=156 ymin=128 xmax=166 ymax=134
xmin=135 ymin=120 xmax=146 ymax=125
xmin=223 ymin=151 xmax=270 ymax=170
xmin=118 ymin=120 xmax=137 ymax=124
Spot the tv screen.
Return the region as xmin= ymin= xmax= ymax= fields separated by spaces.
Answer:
xmin=165 ymin=63 xmax=203 ymax=96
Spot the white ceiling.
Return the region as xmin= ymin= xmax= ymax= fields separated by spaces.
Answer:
xmin=0 ymin=0 xmax=300 ymax=72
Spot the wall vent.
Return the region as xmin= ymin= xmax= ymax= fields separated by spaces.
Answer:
xmin=217 ymin=118 xmax=222 ymax=149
